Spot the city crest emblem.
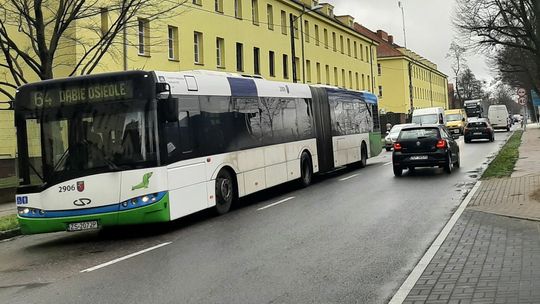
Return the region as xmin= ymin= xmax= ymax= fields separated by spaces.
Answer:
xmin=77 ymin=181 xmax=85 ymax=192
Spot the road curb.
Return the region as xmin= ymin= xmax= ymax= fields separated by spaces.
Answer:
xmin=388 ymin=181 xmax=483 ymax=304
xmin=0 ymin=227 xmax=21 ymax=241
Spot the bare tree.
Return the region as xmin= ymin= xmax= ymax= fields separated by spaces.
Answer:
xmin=446 ymin=41 xmax=468 ymax=106
xmin=0 ymin=0 xmax=187 ymax=101
xmin=458 ymin=68 xmax=486 ymax=101
xmin=454 ymin=0 xmax=539 ymax=94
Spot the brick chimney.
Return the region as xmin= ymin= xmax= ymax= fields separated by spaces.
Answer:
xmin=376 ymin=30 xmax=389 ymax=41
xmin=388 ymin=35 xmax=394 ymax=44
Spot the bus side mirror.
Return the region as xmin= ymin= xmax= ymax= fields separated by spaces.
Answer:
xmin=159 ymin=95 xmax=179 ymax=122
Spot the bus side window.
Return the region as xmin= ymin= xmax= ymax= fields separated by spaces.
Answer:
xmin=164 ymin=110 xmax=196 ymax=161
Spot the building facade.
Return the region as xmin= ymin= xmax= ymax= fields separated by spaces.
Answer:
xmin=0 ymin=0 xmax=380 ymax=179
xmin=354 ymin=25 xmax=449 ymax=121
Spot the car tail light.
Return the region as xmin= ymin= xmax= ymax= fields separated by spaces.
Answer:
xmin=393 ymin=143 xmax=402 ymax=151
xmin=436 ymin=140 xmax=447 ymax=149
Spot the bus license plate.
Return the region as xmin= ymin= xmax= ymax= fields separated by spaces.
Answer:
xmin=410 ymin=156 xmax=428 ymax=160
xmin=67 ymin=221 xmax=99 ymax=232
xmin=453 ymin=129 xmax=460 ymax=134
xmin=474 ymin=132 xmax=483 ymax=135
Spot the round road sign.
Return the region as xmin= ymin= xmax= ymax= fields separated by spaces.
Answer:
xmin=518 ymin=96 xmax=527 ymax=105
xmin=517 ymin=88 xmax=527 ymax=97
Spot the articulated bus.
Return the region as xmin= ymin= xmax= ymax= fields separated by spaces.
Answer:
xmin=14 ymin=70 xmax=381 ymax=234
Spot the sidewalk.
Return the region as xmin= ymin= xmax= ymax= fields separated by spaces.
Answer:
xmin=0 ymin=201 xmax=15 ymax=217
xmin=401 ymin=124 xmax=540 ymax=304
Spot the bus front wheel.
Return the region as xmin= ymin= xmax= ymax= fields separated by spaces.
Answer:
xmin=299 ymin=152 xmax=313 ymax=187
xmin=215 ymin=169 xmax=235 ymax=215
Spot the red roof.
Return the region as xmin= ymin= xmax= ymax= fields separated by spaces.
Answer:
xmin=353 ymin=23 xmax=403 ymax=58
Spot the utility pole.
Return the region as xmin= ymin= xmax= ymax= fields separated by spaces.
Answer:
xmin=398 ymin=1 xmax=407 ymax=48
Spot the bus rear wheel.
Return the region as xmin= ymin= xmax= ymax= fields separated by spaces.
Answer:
xmin=359 ymin=143 xmax=368 ymax=168
xmin=215 ymin=169 xmax=235 ymax=215
xmin=299 ymin=152 xmax=313 ymax=187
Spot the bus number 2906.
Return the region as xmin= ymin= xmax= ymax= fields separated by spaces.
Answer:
xmin=59 ymin=185 xmax=76 ymax=192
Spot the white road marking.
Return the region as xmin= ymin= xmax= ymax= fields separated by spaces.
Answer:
xmin=257 ymin=197 xmax=295 ymax=211
xmin=383 ymin=162 xmax=393 ymax=166
xmin=388 ymin=181 xmax=482 ymax=304
xmin=80 ymin=242 xmax=172 ymax=273
xmin=339 ymin=173 xmax=359 ymax=181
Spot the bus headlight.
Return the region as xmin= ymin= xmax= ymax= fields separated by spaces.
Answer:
xmin=18 ymin=207 xmax=45 ymax=217
xmin=119 ymin=192 xmax=165 ymax=211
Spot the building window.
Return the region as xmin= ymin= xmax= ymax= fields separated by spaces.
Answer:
xmin=294 ymin=57 xmax=300 ymax=81
xmin=362 ymin=74 xmax=365 ymax=90
xmin=341 ymin=69 xmax=346 ymax=87
xmin=291 ymin=14 xmax=299 ymax=37
xmin=365 ymin=46 xmax=369 ymax=62
xmin=367 ymin=75 xmax=371 ymax=92
xmin=377 ymin=63 xmax=382 ymax=76
xmin=137 ymin=19 xmax=149 ymax=56
xmin=194 ymin=31 xmax=203 ymax=64
xmin=340 ymin=35 xmax=344 ymax=53
xmin=168 ymin=26 xmax=179 ymax=60
xmin=323 ymin=29 xmax=328 ymax=48
xmin=100 ymin=8 xmax=109 ymax=37
xmin=252 ymin=0 xmax=259 ymax=25
xmin=316 ymin=62 xmax=321 ymax=84
xmin=306 ymin=60 xmax=312 ymax=83
xmin=283 ymin=54 xmax=289 ymax=79
xmin=281 ymin=10 xmax=287 ymax=35
xmin=325 ymin=64 xmax=330 ymax=85
xmin=192 ymin=0 xmax=201 ymax=5
xmin=334 ymin=67 xmax=338 ymax=86
xmin=304 ymin=20 xmax=310 ymax=43
xmin=216 ymin=37 xmax=225 ymax=67
xmin=234 ymin=0 xmax=242 ymax=18
xmin=267 ymin=4 xmax=274 ymax=30
xmin=269 ymin=51 xmax=275 ymax=77
xmin=215 ymin=0 xmax=223 ymax=13
xmin=355 ymin=72 xmax=359 ymax=90
xmin=314 ymin=25 xmax=319 ymax=46
xmin=347 ymin=38 xmax=351 ymax=56
xmin=354 ymin=41 xmax=358 ymax=58
xmin=253 ymin=47 xmax=260 ymax=75
xmin=379 ymin=85 xmax=383 ymax=97
xmin=332 ymin=32 xmax=337 ymax=51
xmin=236 ymin=43 xmax=244 ymax=71
xmin=348 ymin=71 xmax=352 ymax=89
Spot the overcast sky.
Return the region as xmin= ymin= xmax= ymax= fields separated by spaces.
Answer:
xmin=325 ymin=0 xmax=493 ymax=84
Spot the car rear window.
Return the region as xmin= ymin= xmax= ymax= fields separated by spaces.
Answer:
xmin=399 ymin=128 xmax=439 ymax=140
xmin=467 ymin=122 xmax=487 ymax=127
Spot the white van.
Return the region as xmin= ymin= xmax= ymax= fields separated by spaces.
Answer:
xmin=488 ymin=105 xmax=510 ymax=131
xmin=411 ymin=107 xmax=446 ymax=125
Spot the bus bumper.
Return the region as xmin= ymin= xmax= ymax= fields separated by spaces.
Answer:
xmin=17 ymin=194 xmax=170 ymax=235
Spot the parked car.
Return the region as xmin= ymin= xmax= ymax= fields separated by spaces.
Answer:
xmin=384 ymin=123 xmax=413 ymax=151
xmin=392 ymin=124 xmax=460 ymax=176
xmin=488 ymin=105 xmax=511 ymax=131
xmin=411 ymin=107 xmax=446 ymax=126
xmin=464 ymin=118 xmax=494 ymax=143
xmin=445 ymin=109 xmax=467 ymax=135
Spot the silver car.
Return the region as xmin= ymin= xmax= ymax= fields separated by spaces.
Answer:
xmin=384 ymin=123 xmax=413 ymax=151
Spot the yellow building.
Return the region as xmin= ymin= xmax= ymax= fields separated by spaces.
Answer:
xmin=0 ymin=0 xmax=380 ymax=178
xmin=354 ymin=25 xmax=448 ymax=117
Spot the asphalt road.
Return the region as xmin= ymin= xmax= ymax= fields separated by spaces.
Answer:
xmin=0 ymin=130 xmax=513 ymax=304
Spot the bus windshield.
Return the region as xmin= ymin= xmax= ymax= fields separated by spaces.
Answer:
xmin=21 ymin=102 xmax=158 ymax=185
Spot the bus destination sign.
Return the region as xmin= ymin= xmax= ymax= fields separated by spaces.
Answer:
xmin=28 ymin=81 xmax=134 ymax=109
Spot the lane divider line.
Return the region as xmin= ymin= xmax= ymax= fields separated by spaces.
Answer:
xmin=388 ymin=181 xmax=482 ymax=304
xmin=339 ymin=173 xmax=360 ymax=181
xmin=80 ymin=242 xmax=172 ymax=273
xmin=257 ymin=197 xmax=295 ymax=211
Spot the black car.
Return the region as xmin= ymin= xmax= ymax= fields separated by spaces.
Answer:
xmin=464 ymin=118 xmax=494 ymax=143
xmin=392 ymin=125 xmax=460 ymax=176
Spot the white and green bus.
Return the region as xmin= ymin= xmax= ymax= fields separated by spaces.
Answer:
xmin=14 ymin=70 xmax=381 ymax=234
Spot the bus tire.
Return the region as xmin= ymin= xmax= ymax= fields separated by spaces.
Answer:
xmin=359 ymin=142 xmax=368 ymax=168
xmin=215 ymin=169 xmax=236 ymax=215
xmin=299 ymin=152 xmax=313 ymax=187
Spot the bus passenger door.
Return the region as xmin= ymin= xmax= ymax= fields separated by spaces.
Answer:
xmin=310 ymin=87 xmax=334 ymax=173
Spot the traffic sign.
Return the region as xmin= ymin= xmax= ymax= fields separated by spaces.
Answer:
xmin=517 ymin=88 xmax=527 ymax=97
xmin=518 ymin=96 xmax=527 ymax=105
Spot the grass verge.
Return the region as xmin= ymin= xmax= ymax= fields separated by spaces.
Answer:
xmin=482 ymin=130 xmax=523 ymax=179
xmin=0 ymin=214 xmax=19 ymax=232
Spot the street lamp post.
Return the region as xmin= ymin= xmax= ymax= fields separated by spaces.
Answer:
xmin=290 ymin=4 xmax=322 ymax=83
